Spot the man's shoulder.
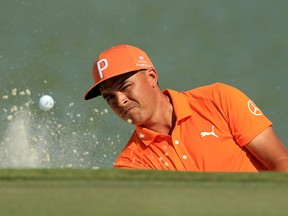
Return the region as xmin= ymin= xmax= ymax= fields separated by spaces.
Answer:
xmin=186 ymin=82 xmax=234 ymax=93
xmin=182 ymin=82 xmax=236 ymax=100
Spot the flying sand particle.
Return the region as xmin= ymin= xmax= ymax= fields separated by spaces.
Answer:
xmin=10 ymin=105 xmax=18 ymax=113
xmin=11 ymin=88 xmax=17 ymax=96
xmin=25 ymin=89 xmax=31 ymax=95
xmin=44 ymin=153 xmax=50 ymax=162
xmin=7 ymin=115 xmax=13 ymax=121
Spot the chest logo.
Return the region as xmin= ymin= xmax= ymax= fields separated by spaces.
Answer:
xmin=201 ymin=125 xmax=218 ymax=138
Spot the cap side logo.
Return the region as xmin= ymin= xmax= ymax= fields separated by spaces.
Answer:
xmin=247 ymin=100 xmax=262 ymax=116
xmin=138 ymin=56 xmax=146 ymax=64
xmin=136 ymin=56 xmax=150 ymax=67
xmin=97 ymin=59 xmax=108 ymax=79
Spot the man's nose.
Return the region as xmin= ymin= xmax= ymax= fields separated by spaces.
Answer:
xmin=115 ymin=92 xmax=128 ymax=107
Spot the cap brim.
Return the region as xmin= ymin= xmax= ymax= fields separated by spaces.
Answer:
xmin=84 ymin=70 xmax=137 ymax=100
xmin=84 ymin=83 xmax=101 ymax=100
xmin=84 ymin=68 xmax=152 ymax=100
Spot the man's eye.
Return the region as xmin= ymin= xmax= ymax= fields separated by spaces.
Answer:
xmin=120 ymin=84 xmax=131 ymax=91
xmin=104 ymin=95 xmax=114 ymax=102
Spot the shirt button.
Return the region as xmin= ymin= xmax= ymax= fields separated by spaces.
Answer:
xmin=174 ymin=140 xmax=180 ymax=145
xmin=182 ymin=155 xmax=188 ymax=160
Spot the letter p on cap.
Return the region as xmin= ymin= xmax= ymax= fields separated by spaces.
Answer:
xmin=97 ymin=59 xmax=108 ymax=79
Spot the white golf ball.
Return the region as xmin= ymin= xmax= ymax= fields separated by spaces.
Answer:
xmin=39 ymin=95 xmax=54 ymax=111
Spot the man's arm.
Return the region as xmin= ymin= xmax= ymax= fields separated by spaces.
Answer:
xmin=245 ymin=126 xmax=288 ymax=171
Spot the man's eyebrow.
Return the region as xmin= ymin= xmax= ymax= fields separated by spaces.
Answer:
xmin=100 ymin=71 xmax=136 ymax=95
xmin=100 ymin=79 xmax=128 ymax=98
xmin=117 ymin=79 xmax=129 ymax=89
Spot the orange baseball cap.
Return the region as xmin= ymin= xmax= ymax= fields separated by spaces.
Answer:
xmin=84 ymin=44 xmax=154 ymax=100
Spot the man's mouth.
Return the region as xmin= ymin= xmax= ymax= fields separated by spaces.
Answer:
xmin=123 ymin=106 xmax=136 ymax=115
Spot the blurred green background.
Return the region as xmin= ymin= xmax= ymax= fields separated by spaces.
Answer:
xmin=0 ymin=0 xmax=287 ymax=168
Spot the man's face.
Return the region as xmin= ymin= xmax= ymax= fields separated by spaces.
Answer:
xmin=99 ymin=69 xmax=158 ymax=126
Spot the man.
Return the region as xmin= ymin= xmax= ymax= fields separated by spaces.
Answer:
xmin=84 ymin=44 xmax=288 ymax=172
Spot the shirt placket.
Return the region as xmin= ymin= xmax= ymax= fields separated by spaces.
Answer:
xmin=171 ymin=126 xmax=199 ymax=171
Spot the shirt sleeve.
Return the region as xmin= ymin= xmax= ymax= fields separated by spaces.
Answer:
xmin=212 ymin=83 xmax=272 ymax=147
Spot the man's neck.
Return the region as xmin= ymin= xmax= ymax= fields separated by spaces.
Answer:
xmin=142 ymin=94 xmax=175 ymax=135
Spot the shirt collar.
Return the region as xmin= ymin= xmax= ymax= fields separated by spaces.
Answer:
xmin=163 ymin=89 xmax=192 ymax=121
xmin=135 ymin=89 xmax=192 ymax=146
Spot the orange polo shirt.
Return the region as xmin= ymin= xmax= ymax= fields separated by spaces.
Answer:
xmin=114 ymin=83 xmax=272 ymax=172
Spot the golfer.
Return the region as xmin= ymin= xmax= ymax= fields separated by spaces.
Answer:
xmin=84 ymin=44 xmax=288 ymax=172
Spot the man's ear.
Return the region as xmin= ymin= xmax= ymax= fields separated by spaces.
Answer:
xmin=146 ymin=68 xmax=158 ymax=86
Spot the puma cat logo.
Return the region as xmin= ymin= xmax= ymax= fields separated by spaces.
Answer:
xmin=201 ymin=125 xmax=218 ymax=138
